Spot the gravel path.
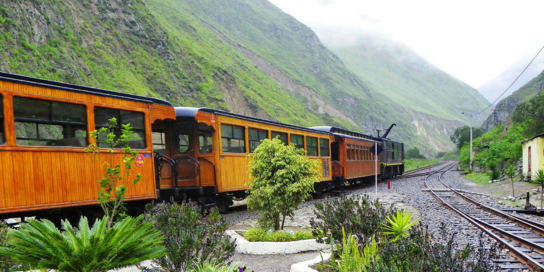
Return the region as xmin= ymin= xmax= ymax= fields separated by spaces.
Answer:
xmin=224 ymin=166 xmax=541 ymax=271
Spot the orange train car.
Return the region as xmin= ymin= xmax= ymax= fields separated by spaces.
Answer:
xmin=0 ymin=72 xmax=176 ymax=220
xmin=153 ymin=107 xmax=335 ymax=212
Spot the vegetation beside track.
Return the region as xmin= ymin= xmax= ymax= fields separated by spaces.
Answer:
xmin=404 ymin=158 xmax=439 ymax=171
xmin=464 ymin=172 xmax=492 ymax=185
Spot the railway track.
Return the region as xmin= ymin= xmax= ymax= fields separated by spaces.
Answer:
xmin=399 ymin=161 xmax=451 ymax=179
xmin=425 ymin=163 xmax=544 ymax=271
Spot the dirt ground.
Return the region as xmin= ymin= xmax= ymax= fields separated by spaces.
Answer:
xmin=460 ymin=175 xmax=543 ymax=208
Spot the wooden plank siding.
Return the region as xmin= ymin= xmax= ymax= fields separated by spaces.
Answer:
xmin=342 ymin=137 xmax=380 ymax=180
xmin=202 ymin=113 xmax=333 ymax=194
xmin=0 ymin=79 xmax=175 ymax=216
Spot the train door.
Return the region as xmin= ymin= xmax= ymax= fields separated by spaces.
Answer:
xmin=172 ymin=119 xmax=199 ymax=187
xmin=196 ymin=123 xmax=217 ymax=189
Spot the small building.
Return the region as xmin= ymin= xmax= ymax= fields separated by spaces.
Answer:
xmin=522 ymin=133 xmax=544 ymax=179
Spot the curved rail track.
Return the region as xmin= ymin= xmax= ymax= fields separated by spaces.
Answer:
xmin=425 ymin=163 xmax=544 ymax=271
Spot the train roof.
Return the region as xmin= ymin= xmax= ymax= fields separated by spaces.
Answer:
xmin=310 ymin=125 xmax=402 ymax=143
xmin=0 ymin=71 xmax=173 ymax=107
xmin=175 ymin=107 xmax=332 ymax=135
xmin=331 ymin=132 xmax=379 ymax=143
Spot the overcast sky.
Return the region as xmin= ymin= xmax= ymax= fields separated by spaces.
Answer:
xmin=268 ymin=0 xmax=544 ymax=89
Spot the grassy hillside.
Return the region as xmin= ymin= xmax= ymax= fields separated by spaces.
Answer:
xmin=0 ymin=0 xmax=483 ymax=156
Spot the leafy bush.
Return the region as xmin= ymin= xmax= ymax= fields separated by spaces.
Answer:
xmin=405 ymin=147 xmax=426 ymax=159
xmin=144 ymin=201 xmax=235 ymax=272
xmin=243 ymin=228 xmax=314 ymax=242
xmin=86 ymin=118 xmax=143 ymax=228
xmin=247 ymin=138 xmax=320 ymax=230
xmin=0 ymin=216 xmax=164 ymax=272
xmin=370 ymin=223 xmax=500 ymax=271
xmin=189 ymin=261 xmax=252 ymax=272
xmin=311 ymin=195 xmax=394 ymax=247
xmin=320 ymin=227 xmax=378 ymax=272
xmin=0 ymin=223 xmax=15 ymax=272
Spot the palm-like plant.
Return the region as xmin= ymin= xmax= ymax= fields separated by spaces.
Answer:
xmin=0 ymin=215 xmax=164 ymax=272
xmin=381 ymin=210 xmax=419 ymax=241
xmin=534 ymin=170 xmax=544 ymax=210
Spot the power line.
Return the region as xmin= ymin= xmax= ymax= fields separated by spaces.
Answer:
xmin=478 ymin=44 xmax=544 ymax=114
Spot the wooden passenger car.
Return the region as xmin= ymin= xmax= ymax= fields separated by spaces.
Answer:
xmin=155 ymin=107 xmax=334 ymax=211
xmin=0 ymin=72 xmax=175 ymax=219
xmin=311 ymin=126 xmax=380 ymax=185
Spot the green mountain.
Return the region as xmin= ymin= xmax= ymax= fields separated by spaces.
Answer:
xmin=0 ymin=0 xmax=485 ymax=156
xmin=314 ymin=30 xmax=490 ymax=125
xmin=482 ymin=68 xmax=544 ymax=130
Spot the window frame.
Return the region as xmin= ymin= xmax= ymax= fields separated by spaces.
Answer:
xmin=319 ymin=138 xmax=329 ymax=157
xmin=249 ymin=128 xmax=268 ymax=153
xmin=94 ymin=107 xmax=147 ymax=150
xmin=271 ymin=131 xmax=287 ymax=144
xmin=221 ymin=124 xmax=246 ymax=153
xmin=13 ymin=96 xmax=88 ymax=147
xmin=306 ymin=136 xmax=318 ymax=157
xmin=290 ymin=134 xmax=304 ymax=150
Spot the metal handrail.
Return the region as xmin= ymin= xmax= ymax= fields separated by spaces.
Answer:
xmin=154 ymin=152 xmax=177 ymax=189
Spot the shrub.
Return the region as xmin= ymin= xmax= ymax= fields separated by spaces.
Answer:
xmin=144 ymin=201 xmax=236 ymax=272
xmin=0 ymin=223 xmax=15 ymax=272
xmin=243 ymin=228 xmax=314 ymax=242
xmin=0 ymin=216 xmax=164 ymax=272
xmin=320 ymin=227 xmax=378 ymax=272
xmin=189 ymin=261 xmax=253 ymax=272
xmin=371 ymin=223 xmax=500 ymax=271
xmin=247 ymin=138 xmax=320 ymax=230
xmin=85 ymin=118 xmax=143 ymax=228
xmin=311 ymin=195 xmax=394 ymax=247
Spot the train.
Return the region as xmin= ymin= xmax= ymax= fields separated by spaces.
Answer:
xmin=0 ymin=71 xmax=404 ymax=219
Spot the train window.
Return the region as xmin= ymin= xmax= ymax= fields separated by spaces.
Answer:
xmin=94 ymin=107 xmax=146 ymax=149
xmin=320 ymin=139 xmax=329 ymax=157
xmin=199 ymin=124 xmax=213 ymax=154
xmin=307 ymin=137 xmax=318 ymax=156
xmin=178 ymin=134 xmax=190 ymax=153
xmin=347 ymin=145 xmax=351 ymax=160
xmin=0 ymin=95 xmax=3 ymax=144
xmin=271 ymin=131 xmax=287 ymax=144
xmin=14 ymin=97 xmax=87 ymax=147
xmin=249 ymin=128 xmax=268 ymax=153
xmin=221 ymin=124 xmax=245 ymax=153
xmin=290 ymin=134 xmax=304 ymax=150
xmin=357 ymin=146 xmax=361 ymax=160
xmin=152 ymin=131 xmax=166 ymax=155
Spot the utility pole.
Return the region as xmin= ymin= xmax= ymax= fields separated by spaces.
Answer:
xmin=470 ymin=126 xmax=473 ymax=173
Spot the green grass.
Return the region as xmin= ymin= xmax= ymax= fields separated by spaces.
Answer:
xmin=404 ymin=159 xmax=439 ymax=171
xmin=242 ymin=228 xmax=314 ymax=242
xmin=464 ymin=173 xmax=491 ymax=185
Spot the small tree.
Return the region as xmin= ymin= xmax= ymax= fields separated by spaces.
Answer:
xmin=505 ymin=165 xmax=516 ymax=197
xmin=247 ymin=138 xmax=320 ymax=231
xmin=85 ymin=118 xmax=142 ymax=228
xmin=534 ymin=170 xmax=544 ymax=209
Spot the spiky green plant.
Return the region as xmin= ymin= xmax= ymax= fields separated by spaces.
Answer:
xmin=534 ymin=170 xmax=544 ymax=209
xmin=381 ymin=210 xmax=419 ymax=241
xmin=319 ymin=227 xmax=378 ymax=272
xmin=0 ymin=215 xmax=164 ymax=272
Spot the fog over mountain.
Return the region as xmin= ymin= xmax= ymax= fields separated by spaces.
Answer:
xmin=477 ymin=53 xmax=544 ymax=103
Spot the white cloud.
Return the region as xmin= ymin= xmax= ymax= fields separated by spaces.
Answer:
xmin=269 ymin=0 xmax=544 ymax=88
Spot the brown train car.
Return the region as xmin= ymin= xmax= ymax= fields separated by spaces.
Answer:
xmin=311 ymin=126 xmax=381 ymax=185
xmin=153 ymin=107 xmax=334 ymax=212
xmin=0 ymin=72 xmax=176 ymax=220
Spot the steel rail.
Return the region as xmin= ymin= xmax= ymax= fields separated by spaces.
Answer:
xmin=425 ymin=166 xmax=544 ymax=272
